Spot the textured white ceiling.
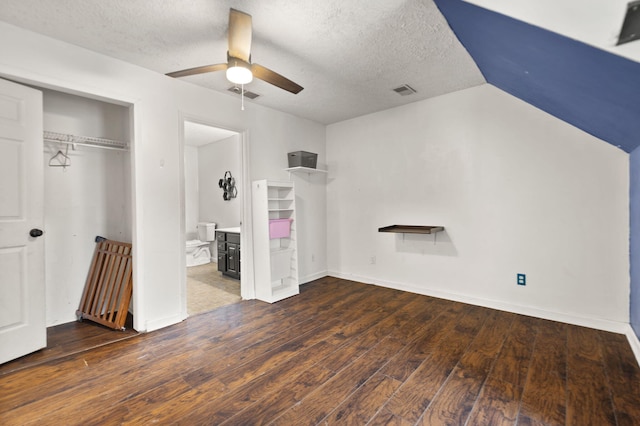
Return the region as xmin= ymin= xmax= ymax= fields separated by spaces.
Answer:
xmin=0 ymin=0 xmax=485 ymax=124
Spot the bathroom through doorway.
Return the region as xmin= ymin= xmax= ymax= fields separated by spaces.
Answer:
xmin=183 ymin=120 xmax=243 ymax=315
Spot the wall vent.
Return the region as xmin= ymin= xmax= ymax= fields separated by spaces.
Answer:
xmin=392 ymin=84 xmax=417 ymax=96
xmin=618 ymin=1 xmax=640 ymax=45
xmin=228 ymin=86 xmax=260 ymax=99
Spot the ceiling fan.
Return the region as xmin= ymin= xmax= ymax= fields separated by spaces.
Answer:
xmin=166 ymin=8 xmax=303 ymax=94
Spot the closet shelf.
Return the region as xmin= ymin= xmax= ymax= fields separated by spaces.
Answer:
xmin=44 ymin=130 xmax=129 ymax=151
xmin=378 ymin=225 xmax=444 ymax=234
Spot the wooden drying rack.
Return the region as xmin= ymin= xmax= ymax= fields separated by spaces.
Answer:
xmin=76 ymin=238 xmax=133 ymax=331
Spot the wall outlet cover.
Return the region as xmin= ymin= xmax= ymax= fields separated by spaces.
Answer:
xmin=517 ymin=273 xmax=526 ymax=286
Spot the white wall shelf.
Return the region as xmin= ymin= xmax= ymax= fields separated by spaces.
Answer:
xmin=285 ymin=166 xmax=327 ymax=177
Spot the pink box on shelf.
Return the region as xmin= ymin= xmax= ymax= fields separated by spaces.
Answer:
xmin=269 ymin=218 xmax=293 ymax=239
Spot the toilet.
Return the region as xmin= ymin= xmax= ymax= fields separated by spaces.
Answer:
xmin=186 ymin=222 xmax=216 ymax=267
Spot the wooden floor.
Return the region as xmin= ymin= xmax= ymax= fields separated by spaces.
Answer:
xmin=1 ymin=277 xmax=639 ymax=425
xmin=0 ymin=313 xmax=137 ymax=376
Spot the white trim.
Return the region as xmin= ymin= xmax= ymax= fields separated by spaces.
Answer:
xmin=0 ymin=65 xmax=138 ymax=107
xmin=145 ymin=314 xmax=184 ymax=333
xmin=177 ymin=114 xmax=255 ymax=310
xmin=299 ymin=270 xmax=329 ymax=285
xmin=327 ymin=270 xmax=630 ymax=334
xmin=625 ymin=326 xmax=640 ymax=367
xmin=0 ymin=65 xmax=146 ymax=332
xmin=129 ymin=103 xmax=145 ymax=332
xmin=177 ymin=115 xmax=189 ymax=321
xmin=239 ymin=129 xmax=255 ymax=300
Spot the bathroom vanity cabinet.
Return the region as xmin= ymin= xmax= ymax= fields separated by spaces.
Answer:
xmin=216 ymin=230 xmax=240 ymax=280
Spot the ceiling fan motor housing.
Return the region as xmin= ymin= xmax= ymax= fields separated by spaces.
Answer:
xmin=226 ymin=53 xmax=253 ymax=84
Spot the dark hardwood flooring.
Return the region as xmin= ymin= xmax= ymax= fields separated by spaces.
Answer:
xmin=1 ymin=277 xmax=639 ymax=425
xmin=0 ymin=313 xmax=137 ymax=377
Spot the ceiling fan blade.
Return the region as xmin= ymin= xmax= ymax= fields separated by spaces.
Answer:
xmin=228 ymin=8 xmax=252 ymax=62
xmin=166 ymin=63 xmax=227 ymax=78
xmin=251 ymin=64 xmax=303 ymax=94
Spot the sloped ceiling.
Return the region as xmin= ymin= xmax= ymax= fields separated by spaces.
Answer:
xmin=435 ymin=0 xmax=640 ymax=153
xmin=463 ymin=0 xmax=640 ymax=63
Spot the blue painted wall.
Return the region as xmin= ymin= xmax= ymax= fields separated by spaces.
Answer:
xmin=434 ymin=0 xmax=640 ymax=153
xmin=631 ymin=148 xmax=640 ymax=338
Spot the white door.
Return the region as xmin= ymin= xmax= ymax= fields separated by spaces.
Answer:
xmin=0 ymin=78 xmax=45 ymax=364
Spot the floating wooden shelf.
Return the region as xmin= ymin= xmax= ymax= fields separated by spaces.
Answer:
xmin=378 ymin=225 xmax=444 ymax=234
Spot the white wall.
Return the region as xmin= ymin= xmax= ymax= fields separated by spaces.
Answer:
xmin=198 ymin=135 xmax=242 ymax=231
xmin=327 ymin=84 xmax=630 ymax=330
xmin=185 ymin=135 xmax=242 ymax=260
xmin=286 ymin=166 xmax=329 ymax=283
xmin=196 ymin=135 xmax=242 ymax=260
xmin=42 ymin=89 xmax=130 ymax=326
xmin=0 ymin=22 xmax=327 ymax=331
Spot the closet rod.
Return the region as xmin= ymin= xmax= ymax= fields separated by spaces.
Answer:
xmin=44 ymin=139 xmax=127 ymax=152
xmin=43 ymin=130 xmax=129 ymax=151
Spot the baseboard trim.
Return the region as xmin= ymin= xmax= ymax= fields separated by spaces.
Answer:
xmin=145 ymin=313 xmax=184 ymax=332
xmin=327 ymin=270 xmax=629 ymax=334
xmin=625 ymin=326 xmax=640 ymax=367
xmin=299 ymin=270 xmax=329 ymax=285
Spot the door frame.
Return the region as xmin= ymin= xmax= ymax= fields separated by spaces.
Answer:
xmin=178 ymin=113 xmax=254 ymax=318
xmin=0 ymin=69 xmax=145 ymax=331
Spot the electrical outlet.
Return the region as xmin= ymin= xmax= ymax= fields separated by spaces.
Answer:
xmin=311 ymin=254 xmax=315 ymax=262
xmin=370 ymin=256 xmax=376 ymax=265
xmin=517 ymin=273 xmax=526 ymax=286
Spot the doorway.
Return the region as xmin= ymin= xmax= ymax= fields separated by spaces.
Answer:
xmin=183 ymin=120 xmax=243 ymax=315
xmin=0 ymin=76 xmax=138 ymax=367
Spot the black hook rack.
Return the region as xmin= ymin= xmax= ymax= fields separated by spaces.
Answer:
xmin=218 ymin=170 xmax=238 ymax=201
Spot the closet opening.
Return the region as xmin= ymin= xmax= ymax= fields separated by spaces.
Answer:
xmin=182 ymin=120 xmax=244 ymax=316
xmin=42 ymin=88 xmax=133 ymax=328
xmin=0 ymin=80 xmax=138 ymax=374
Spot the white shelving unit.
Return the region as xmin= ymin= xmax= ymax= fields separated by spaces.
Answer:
xmin=252 ymin=180 xmax=299 ymax=303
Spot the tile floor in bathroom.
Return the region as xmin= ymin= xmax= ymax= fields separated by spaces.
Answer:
xmin=187 ymin=262 xmax=241 ymax=315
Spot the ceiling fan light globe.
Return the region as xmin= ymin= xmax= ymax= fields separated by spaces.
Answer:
xmin=226 ymin=66 xmax=253 ymax=84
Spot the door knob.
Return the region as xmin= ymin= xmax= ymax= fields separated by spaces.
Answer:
xmin=29 ymin=229 xmax=43 ymax=238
